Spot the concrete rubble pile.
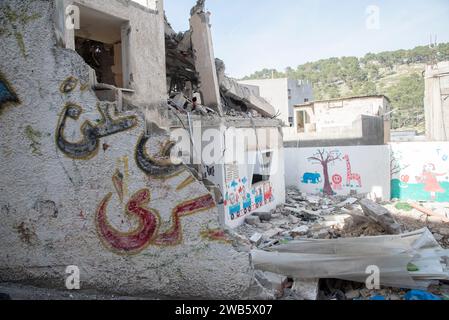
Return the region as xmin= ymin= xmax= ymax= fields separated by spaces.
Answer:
xmin=164 ymin=0 xmax=277 ymax=121
xmin=236 ymin=187 xmax=449 ymax=300
xmin=215 ymin=59 xmax=276 ymax=118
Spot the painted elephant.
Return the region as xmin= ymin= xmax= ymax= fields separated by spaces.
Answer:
xmin=302 ymin=172 xmax=322 ymax=184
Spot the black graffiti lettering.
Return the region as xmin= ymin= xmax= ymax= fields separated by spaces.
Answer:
xmin=135 ymin=133 xmax=185 ymax=178
xmin=56 ymin=102 xmax=137 ymax=159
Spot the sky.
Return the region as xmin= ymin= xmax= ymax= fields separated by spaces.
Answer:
xmin=164 ymin=0 xmax=449 ymax=79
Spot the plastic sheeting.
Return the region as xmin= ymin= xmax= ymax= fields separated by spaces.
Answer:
xmin=252 ymin=228 xmax=449 ymax=289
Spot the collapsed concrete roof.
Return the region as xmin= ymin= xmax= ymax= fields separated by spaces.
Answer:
xmin=216 ymin=59 xmax=277 ymax=118
xmin=164 ymin=0 xmax=277 ymax=119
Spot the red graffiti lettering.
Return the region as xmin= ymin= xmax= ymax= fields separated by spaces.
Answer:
xmin=96 ymin=191 xmax=216 ymax=253
xmin=154 ymin=194 xmax=215 ymax=246
xmin=96 ymin=189 xmax=159 ymax=254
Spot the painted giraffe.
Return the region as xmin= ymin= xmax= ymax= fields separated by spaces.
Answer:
xmin=343 ymin=155 xmax=362 ymax=187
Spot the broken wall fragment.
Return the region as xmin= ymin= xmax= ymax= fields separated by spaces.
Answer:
xmin=189 ymin=2 xmax=223 ymax=116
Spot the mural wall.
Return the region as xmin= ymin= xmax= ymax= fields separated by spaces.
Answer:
xmin=285 ymin=146 xmax=390 ymax=200
xmin=0 ymin=0 xmax=253 ymax=299
xmin=391 ymin=142 xmax=449 ymax=202
xmin=222 ymin=127 xmax=286 ymax=229
xmin=224 ymin=175 xmax=274 ymax=222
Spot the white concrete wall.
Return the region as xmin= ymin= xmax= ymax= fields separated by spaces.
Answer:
xmin=286 ymin=96 xmax=390 ymax=143
xmin=297 ymin=97 xmax=387 ymax=132
xmin=285 ymin=146 xmax=390 ymax=200
xmin=66 ymin=0 xmax=167 ymax=104
xmin=0 ymin=0 xmax=253 ymax=299
xmin=391 ymin=142 xmax=449 ymax=202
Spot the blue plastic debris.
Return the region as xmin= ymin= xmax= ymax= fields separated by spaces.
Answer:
xmin=404 ymin=290 xmax=442 ymax=301
xmin=370 ymin=295 xmax=386 ymax=300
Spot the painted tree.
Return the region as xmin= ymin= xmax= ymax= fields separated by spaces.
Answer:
xmin=390 ymin=151 xmax=410 ymax=177
xmin=308 ymin=149 xmax=341 ymax=196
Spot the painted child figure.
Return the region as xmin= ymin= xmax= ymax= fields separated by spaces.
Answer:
xmin=416 ymin=163 xmax=446 ymax=200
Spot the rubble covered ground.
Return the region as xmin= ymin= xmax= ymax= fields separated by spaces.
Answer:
xmin=237 ymin=187 xmax=449 ymax=301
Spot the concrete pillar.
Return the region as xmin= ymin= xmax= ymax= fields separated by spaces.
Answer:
xmin=189 ymin=11 xmax=223 ymax=116
xmin=425 ymin=64 xmax=447 ymax=141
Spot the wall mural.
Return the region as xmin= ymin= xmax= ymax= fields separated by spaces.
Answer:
xmin=59 ymin=76 xmax=79 ymax=94
xmin=391 ymin=143 xmax=449 ymax=202
xmin=301 ymin=172 xmax=321 ymax=184
xmin=307 ymin=149 xmax=343 ymax=196
xmin=56 ymin=103 xmax=138 ymax=160
xmin=224 ymin=177 xmax=274 ymax=221
xmin=343 ymin=154 xmax=362 ymax=188
xmin=0 ymin=72 xmax=19 ymax=111
xmin=299 ymin=149 xmax=367 ymax=196
xmin=96 ymin=182 xmax=216 ymax=255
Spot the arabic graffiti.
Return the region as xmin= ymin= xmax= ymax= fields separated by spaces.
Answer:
xmin=56 ymin=102 xmax=138 ymax=160
xmin=153 ymin=194 xmax=216 ymax=246
xmin=96 ymin=188 xmax=216 ymax=254
xmin=135 ymin=134 xmax=185 ymax=178
xmin=59 ymin=76 xmax=79 ymax=94
xmin=96 ymin=189 xmax=159 ymax=255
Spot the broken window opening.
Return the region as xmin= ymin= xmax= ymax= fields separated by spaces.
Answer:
xmin=297 ymin=110 xmax=310 ymax=133
xmin=73 ymin=5 xmax=129 ymax=89
xmin=75 ymin=38 xmax=119 ymax=86
xmin=252 ymin=151 xmax=273 ymax=186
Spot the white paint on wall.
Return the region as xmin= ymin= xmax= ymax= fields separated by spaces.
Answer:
xmin=285 ymin=145 xmax=390 ymax=200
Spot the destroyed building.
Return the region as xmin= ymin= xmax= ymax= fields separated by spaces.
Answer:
xmin=2 ymin=0 xmax=448 ymax=302
xmin=239 ymin=78 xmax=314 ymax=129
xmin=0 ymin=0 xmax=285 ymax=299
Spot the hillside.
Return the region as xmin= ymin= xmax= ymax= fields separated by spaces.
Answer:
xmin=242 ymin=43 xmax=449 ymax=132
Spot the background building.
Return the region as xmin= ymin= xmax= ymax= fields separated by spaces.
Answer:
xmin=238 ymin=78 xmax=313 ymax=127
xmin=284 ymin=95 xmax=391 ymax=147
